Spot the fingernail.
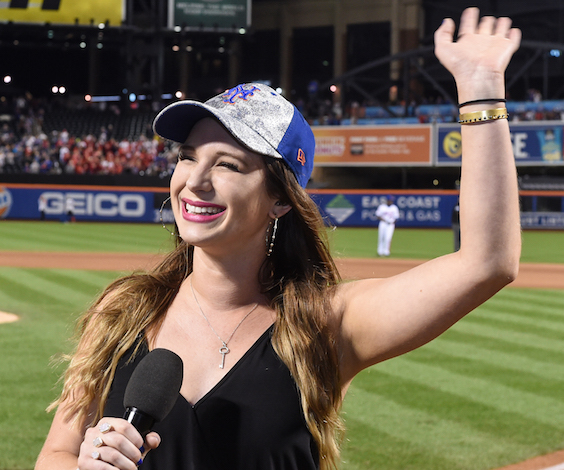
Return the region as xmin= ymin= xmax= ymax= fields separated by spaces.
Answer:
xmin=139 ymin=445 xmax=145 ymax=453
xmin=137 ymin=457 xmax=143 ymax=466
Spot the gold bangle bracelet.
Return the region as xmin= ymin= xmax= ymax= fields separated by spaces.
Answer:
xmin=458 ymin=107 xmax=509 ymax=124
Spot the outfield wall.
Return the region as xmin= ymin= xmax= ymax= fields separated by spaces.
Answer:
xmin=1 ymin=183 xmax=563 ymax=229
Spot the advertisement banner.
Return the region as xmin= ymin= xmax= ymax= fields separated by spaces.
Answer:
xmin=0 ymin=185 xmax=166 ymax=223
xmin=309 ymin=191 xmax=459 ymax=228
xmin=0 ymin=0 xmax=124 ymax=26
xmin=313 ymin=125 xmax=432 ymax=166
xmin=521 ymin=212 xmax=564 ymax=229
xmin=169 ymin=0 xmax=251 ymax=31
xmin=437 ymin=122 xmax=564 ymax=166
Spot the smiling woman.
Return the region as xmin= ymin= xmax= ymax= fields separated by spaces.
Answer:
xmin=35 ymin=10 xmax=523 ymax=470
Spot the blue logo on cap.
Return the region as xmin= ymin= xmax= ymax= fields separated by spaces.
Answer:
xmin=222 ymin=84 xmax=259 ymax=104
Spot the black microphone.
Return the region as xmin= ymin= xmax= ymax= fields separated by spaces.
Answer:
xmin=123 ymin=348 xmax=183 ymax=436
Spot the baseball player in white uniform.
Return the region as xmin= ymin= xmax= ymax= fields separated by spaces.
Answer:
xmin=376 ymin=196 xmax=400 ymax=256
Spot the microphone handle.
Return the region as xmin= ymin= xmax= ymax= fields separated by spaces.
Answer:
xmin=123 ymin=407 xmax=155 ymax=436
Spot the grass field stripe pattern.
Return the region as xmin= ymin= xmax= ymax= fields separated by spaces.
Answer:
xmin=452 ymin=317 xmax=564 ymax=353
xmin=444 ymin=328 xmax=564 ymax=367
xmin=0 ymin=222 xmax=563 ymax=470
xmin=421 ymin=338 xmax=564 ymax=382
xmin=470 ymin=308 xmax=564 ymax=335
xmin=374 ymin=356 xmax=564 ymax=427
xmin=0 ymin=222 xmax=174 ymax=253
xmin=499 ymin=288 xmax=564 ymax=308
xmin=404 ymin=346 xmax=563 ymax=403
xmin=364 ymin=370 xmax=563 ymax=443
xmin=342 ymin=386 xmax=538 ymax=470
xmin=478 ymin=292 xmax=564 ymax=322
xmin=0 ymin=269 xmax=100 ymax=309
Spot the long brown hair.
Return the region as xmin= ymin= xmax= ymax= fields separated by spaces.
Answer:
xmin=50 ymin=158 xmax=345 ymax=469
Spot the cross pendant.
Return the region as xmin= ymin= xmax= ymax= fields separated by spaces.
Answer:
xmin=219 ymin=345 xmax=230 ymax=369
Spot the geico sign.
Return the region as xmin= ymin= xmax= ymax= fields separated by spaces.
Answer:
xmin=42 ymin=192 xmax=146 ymax=217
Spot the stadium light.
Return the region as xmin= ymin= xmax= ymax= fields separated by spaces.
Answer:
xmin=85 ymin=94 xmax=92 ymax=102
xmin=3 ymin=76 xmax=11 ymax=84
xmin=51 ymin=86 xmax=59 ymax=94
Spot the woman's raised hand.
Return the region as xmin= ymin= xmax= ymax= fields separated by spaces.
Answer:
xmin=434 ymin=7 xmax=521 ymax=102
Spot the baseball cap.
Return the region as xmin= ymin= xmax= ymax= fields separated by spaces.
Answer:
xmin=153 ymin=83 xmax=315 ymax=188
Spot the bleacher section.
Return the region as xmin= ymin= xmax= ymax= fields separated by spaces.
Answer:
xmin=337 ymin=100 xmax=564 ymax=126
xmin=37 ymin=100 xmax=564 ymax=135
xmin=41 ymin=109 xmax=155 ymax=141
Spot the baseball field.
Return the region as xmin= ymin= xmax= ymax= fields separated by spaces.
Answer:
xmin=0 ymin=221 xmax=563 ymax=470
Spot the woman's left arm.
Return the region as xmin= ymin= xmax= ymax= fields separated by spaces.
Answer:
xmin=334 ymin=8 xmax=522 ymax=383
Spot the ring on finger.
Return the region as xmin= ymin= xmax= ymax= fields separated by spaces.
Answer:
xmin=93 ymin=436 xmax=104 ymax=448
xmin=99 ymin=422 xmax=112 ymax=434
xmin=92 ymin=451 xmax=101 ymax=460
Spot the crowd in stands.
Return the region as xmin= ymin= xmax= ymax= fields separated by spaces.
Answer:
xmin=0 ymin=95 xmax=177 ymax=177
xmin=1 ymin=89 xmax=563 ymax=176
xmin=304 ymin=88 xmax=564 ymax=126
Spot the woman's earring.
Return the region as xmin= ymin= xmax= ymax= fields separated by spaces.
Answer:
xmin=266 ymin=217 xmax=278 ymax=257
xmin=160 ymin=196 xmax=176 ymax=237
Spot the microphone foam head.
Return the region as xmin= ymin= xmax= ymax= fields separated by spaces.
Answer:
xmin=123 ymin=348 xmax=183 ymax=423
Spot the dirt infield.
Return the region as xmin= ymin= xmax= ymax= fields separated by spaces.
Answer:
xmin=0 ymin=250 xmax=562 ymax=289
xmin=0 ymin=250 xmax=562 ymax=470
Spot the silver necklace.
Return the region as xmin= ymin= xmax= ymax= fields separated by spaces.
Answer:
xmin=190 ymin=278 xmax=259 ymax=369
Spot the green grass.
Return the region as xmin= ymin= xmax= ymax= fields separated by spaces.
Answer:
xmin=0 ymin=267 xmax=120 ymax=469
xmin=341 ymin=289 xmax=564 ymax=470
xmin=328 ymin=227 xmax=564 ymax=264
xmin=0 ymin=221 xmax=175 ymax=254
xmin=1 ymin=222 xmax=563 ymax=263
xmin=0 ymin=221 xmax=563 ymax=469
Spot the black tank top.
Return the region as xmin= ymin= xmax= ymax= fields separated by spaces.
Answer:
xmin=103 ymin=327 xmax=320 ymax=469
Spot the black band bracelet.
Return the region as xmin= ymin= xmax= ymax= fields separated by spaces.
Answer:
xmin=458 ymin=98 xmax=506 ymax=108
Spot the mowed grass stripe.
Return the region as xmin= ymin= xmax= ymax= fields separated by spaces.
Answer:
xmin=453 ymin=316 xmax=564 ymax=353
xmin=342 ymin=385 xmax=539 ymax=470
xmin=443 ymin=328 xmax=564 ymax=365
xmin=24 ymin=269 xmax=114 ymax=298
xmin=341 ymin=417 xmax=472 ymax=470
xmin=471 ymin=306 xmax=564 ymax=334
xmin=485 ymin=289 xmax=564 ymax=321
xmin=0 ymin=271 xmax=76 ymax=316
xmin=405 ymin=346 xmax=563 ymax=402
xmin=341 ymin=422 xmax=468 ymax=470
xmin=352 ymin=365 xmax=563 ymax=447
xmin=375 ymin=355 xmax=564 ymax=428
xmin=422 ymin=337 xmax=564 ymax=383
xmin=0 ymin=222 xmax=171 ymax=253
xmin=488 ymin=289 xmax=564 ymax=321
xmin=0 ymin=268 xmax=95 ymax=312
xmin=463 ymin=311 xmax=564 ymax=341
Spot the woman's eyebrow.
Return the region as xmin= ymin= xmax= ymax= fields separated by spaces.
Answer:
xmin=179 ymin=144 xmax=195 ymax=153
